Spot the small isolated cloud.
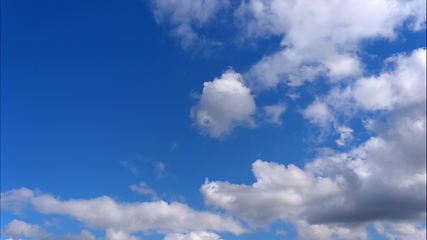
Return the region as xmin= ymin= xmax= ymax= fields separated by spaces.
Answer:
xmin=0 ymin=187 xmax=34 ymax=214
xmin=335 ymin=126 xmax=354 ymax=146
xmin=302 ymin=100 xmax=333 ymax=127
xmin=1 ymin=219 xmax=140 ymax=240
xmin=130 ymin=182 xmax=159 ymax=200
xmin=191 ymin=70 xmax=256 ymax=138
xmin=263 ymin=104 xmax=286 ymax=126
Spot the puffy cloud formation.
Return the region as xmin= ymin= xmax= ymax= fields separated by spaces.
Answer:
xmin=201 ymin=49 xmax=426 ymax=238
xmin=352 ymin=48 xmax=426 ymax=111
xmin=150 ymin=0 xmax=229 ymax=47
xmin=302 ymin=100 xmax=333 ymax=127
xmin=1 ymin=188 xmax=245 ymax=238
xmin=201 ymin=160 xmax=341 ymax=225
xmin=164 ymin=231 xmax=222 ymax=240
xmin=176 ymin=0 xmax=424 ymax=137
xmin=191 ymin=70 xmax=256 ymax=138
xmin=306 ymin=47 xmax=426 ymax=130
xmin=238 ymin=0 xmax=425 ymax=88
xmin=2 ymin=219 xmax=52 ymax=240
xmin=375 ymin=222 xmax=427 ymax=240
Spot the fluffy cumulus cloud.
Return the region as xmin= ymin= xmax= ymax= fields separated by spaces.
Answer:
xmin=150 ymin=0 xmax=229 ymax=47
xmin=2 ymin=219 xmax=52 ymax=240
xmin=352 ymin=48 xmax=426 ymax=111
xmin=149 ymin=0 xmax=425 ymax=136
xmin=302 ymin=100 xmax=333 ymax=127
xmin=201 ymin=160 xmax=341 ymax=226
xmin=1 ymin=188 xmax=245 ymax=238
xmin=3 ymin=2 xmax=425 ymax=240
xmin=306 ymin=47 xmax=426 ymax=129
xmin=200 ymin=50 xmax=427 ymax=239
xmin=238 ymin=0 xmax=425 ymax=88
xmin=191 ymin=70 xmax=256 ymax=138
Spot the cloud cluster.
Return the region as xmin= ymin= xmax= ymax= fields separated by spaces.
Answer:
xmin=150 ymin=0 xmax=229 ymax=47
xmin=191 ymin=70 xmax=256 ymax=138
xmin=175 ymin=0 xmax=425 ymax=137
xmin=1 ymin=188 xmax=245 ymax=239
xmin=303 ymin=48 xmax=426 ymax=132
xmin=302 ymin=100 xmax=333 ymax=127
xmin=2 ymin=219 xmax=225 ymax=240
xmin=200 ymin=48 xmax=426 ymax=238
xmin=238 ymin=0 xmax=425 ymax=88
xmin=2 ymin=219 xmax=142 ymax=240
xmin=201 ymin=160 xmax=341 ymax=225
xmin=2 ymin=2 xmax=425 ymax=240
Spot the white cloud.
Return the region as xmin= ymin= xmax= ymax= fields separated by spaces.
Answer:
xmin=263 ymin=104 xmax=286 ymax=125
xmin=375 ymin=222 xmax=427 ymax=240
xmin=150 ymin=0 xmax=229 ymax=47
xmin=237 ymin=0 xmax=425 ymax=88
xmin=314 ymin=48 xmax=426 ymax=115
xmin=1 ymin=219 xmax=141 ymax=240
xmin=1 ymin=187 xmax=35 ymax=214
xmin=335 ymin=126 xmax=354 ymax=146
xmin=130 ymin=182 xmax=159 ymax=200
xmin=353 ymin=48 xmax=426 ymax=111
xmin=353 ymin=75 xmax=394 ymax=111
xmin=200 ymin=49 xmax=426 ymax=237
xmin=1 ymin=189 xmax=246 ymax=237
xmin=293 ymin=220 xmax=367 ymax=240
xmin=302 ymin=101 xmax=333 ymax=127
xmin=164 ymin=231 xmax=223 ymax=240
xmin=2 ymin=219 xmax=51 ymax=240
xmin=201 ymin=160 xmax=341 ymax=226
xmin=191 ymin=70 xmax=256 ymax=138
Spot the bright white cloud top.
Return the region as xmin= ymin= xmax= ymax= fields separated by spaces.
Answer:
xmin=191 ymin=70 xmax=256 ymax=138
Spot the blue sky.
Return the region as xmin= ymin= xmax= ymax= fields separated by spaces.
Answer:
xmin=1 ymin=0 xmax=426 ymax=240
